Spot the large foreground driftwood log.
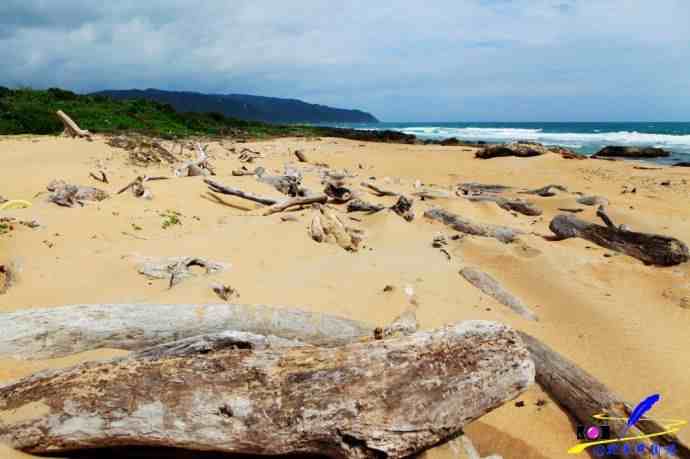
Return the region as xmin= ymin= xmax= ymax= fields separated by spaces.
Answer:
xmin=0 ymin=303 xmax=375 ymax=360
xmin=0 ymin=321 xmax=534 ymax=458
xmin=425 ymin=207 xmax=524 ymax=243
xmin=518 ymin=332 xmax=690 ymax=458
xmin=549 ymin=214 xmax=689 ymax=266
xmin=56 ymin=110 xmax=92 ymax=139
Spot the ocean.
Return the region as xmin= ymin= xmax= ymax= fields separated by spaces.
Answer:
xmin=324 ymin=122 xmax=690 ymax=164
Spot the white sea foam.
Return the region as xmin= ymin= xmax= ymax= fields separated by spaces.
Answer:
xmin=394 ymin=127 xmax=690 ymax=151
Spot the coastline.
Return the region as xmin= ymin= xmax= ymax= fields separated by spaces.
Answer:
xmin=1 ymin=134 xmax=689 ymax=458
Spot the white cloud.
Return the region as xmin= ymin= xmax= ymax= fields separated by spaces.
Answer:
xmin=1 ymin=0 xmax=689 ymax=120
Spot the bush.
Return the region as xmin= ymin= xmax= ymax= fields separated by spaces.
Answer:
xmin=47 ymin=88 xmax=79 ymax=101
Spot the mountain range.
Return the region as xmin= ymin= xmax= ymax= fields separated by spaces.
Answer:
xmin=92 ymin=89 xmax=378 ymax=124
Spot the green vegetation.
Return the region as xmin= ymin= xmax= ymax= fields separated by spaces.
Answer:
xmin=0 ymin=87 xmax=327 ymax=139
xmin=160 ymin=210 xmax=182 ymax=229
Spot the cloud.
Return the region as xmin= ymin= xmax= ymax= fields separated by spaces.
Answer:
xmin=0 ymin=0 xmax=689 ymax=120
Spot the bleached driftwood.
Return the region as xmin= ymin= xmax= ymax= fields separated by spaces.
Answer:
xmin=465 ymin=195 xmax=542 ymax=216
xmin=89 ymin=170 xmax=108 ymax=184
xmin=206 ymin=179 xmax=278 ymax=205
xmin=0 ymin=303 xmax=375 ymax=360
xmin=457 ymin=183 xmax=512 ymax=195
xmin=549 ymin=214 xmax=689 ymax=266
xmin=56 ymin=110 xmax=92 ymax=139
xmin=263 ymin=194 xmax=328 ymax=215
xmin=137 ymin=256 xmax=226 ymax=287
xmin=517 ymin=332 xmax=690 ymax=458
xmin=309 ymin=206 xmax=364 ymax=251
xmin=205 ymin=179 xmax=326 ymax=214
xmin=412 ymin=189 xmax=451 ymax=200
xmin=425 ymin=207 xmax=524 ymax=243
xmin=520 ymin=184 xmax=568 ymax=197
xmin=238 ymin=147 xmax=262 ymax=163
xmin=175 ymin=143 xmax=214 ymax=177
xmin=232 ymin=167 xmax=258 ymax=176
xmin=576 ymin=195 xmax=609 ymax=206
xmin=0 ymin=321 xmax=534 ymax=458
xmin=46 ymin=180 xmax=108 ymax=207
xmin=256 ymin=167 xmax=302 ymax=196
xmin=116 ymin=175 xmax=167 ymax=199
xmin=361 ymin=182 xmax=400 ymax=197
xmin=460 ymin=267 xmax=538 ymax=321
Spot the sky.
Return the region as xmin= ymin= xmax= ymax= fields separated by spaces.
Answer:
xmin=1 ymin=0 xmax=690 ymax=122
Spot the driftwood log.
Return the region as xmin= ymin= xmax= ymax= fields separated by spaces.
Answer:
xmin=457 ymin=183 xmax=512 ymax=195
xmin=309 ymin=206 xmax=364 ymax=251
xmin=391 ymin=195 xmax=414 ymax=221
xmin=521 ymin=184 xmax=568 ymax=197
xmin=56 ymin=110 xmax=92 ymax=139
xmin=549 ymin=214 xmax=689 ymax=266
xmin=294 ymin=149 xmax=308 ymax=162
xmin=206 ymin=179 xmax=277 ymax=205
xmin=460 ymin=268 xmax=538 ymax=321
xmin=465 ymin=195 xmax=542 ymax=216
xmin=0 ymin=303 xmax=375 ymax=360
xmin=89 ymin=171 xmax=108 ymax=184
xmin=263 ymin=194 xmax=328 ymax=215
xmin=47 ymin=180 xmax=108 ymax=207
xmin=324 ymin=182 xmax=353 ymax=203
xmin=425 ymin=207 xmax=524 ymax=243
xmin=0 ymin=321 xmax=534 ymax=458
xmin=361 ymin=182 xmax=399 ymax=197
xmin=576 ymin=195 xmax=609 ymax=206
xmin=518 ymin=332 xmax=690 ymax=458
xmin=347 ymin=199 xmax=385 ymax=213
xmin=205 ymin=179 xmax=327 ymax=214
xmin=175 ymin=144 xmax=214 ymax=177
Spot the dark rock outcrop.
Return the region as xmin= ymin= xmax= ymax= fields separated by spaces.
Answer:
xmin=673 ymin=161 xmax=690 ymax=167
xmin=593 ymin=146 xmax=671 ymax=158
xmin=476 ymin=142 xmax=550 ymax=159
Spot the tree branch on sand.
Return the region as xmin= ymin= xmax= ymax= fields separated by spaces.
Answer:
xmin=205 ymin=179 xmax=328 ymax=215
xmin=0 ymin=321 xmax=534 ymax=458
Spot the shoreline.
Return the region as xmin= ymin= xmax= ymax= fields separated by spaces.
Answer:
xmin=1 ymin=134 xmax=689 ymax=458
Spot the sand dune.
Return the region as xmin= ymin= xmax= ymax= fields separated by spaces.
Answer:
xmin=1 ymin=135 xmax=689 ymax=458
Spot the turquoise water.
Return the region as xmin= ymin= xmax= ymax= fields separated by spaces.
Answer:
xmin=324 ymin=122 xmax=690 ymax=164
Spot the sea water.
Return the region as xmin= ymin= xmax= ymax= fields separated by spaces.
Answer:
xmin=324 ymin=122 xmax=690 ymax=164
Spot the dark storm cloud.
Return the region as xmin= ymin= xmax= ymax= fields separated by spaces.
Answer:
xmin=1 ymin=0 xmax=689 ymax=121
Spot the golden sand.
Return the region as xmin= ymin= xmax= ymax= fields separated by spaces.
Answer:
xmin=1 ymin=135 xmax=689 ymax=458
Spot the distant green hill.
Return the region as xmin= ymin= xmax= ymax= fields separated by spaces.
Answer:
xmin=0 ymin=87 xmax=326 ymax=138
xmin=0 ymin=87 xmax=415 ymax=143
xmin=93 ymin=89 xmax=379 ymax=124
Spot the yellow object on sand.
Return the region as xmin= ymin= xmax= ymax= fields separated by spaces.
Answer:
xmin=0 ymin=200 xmax=32 ymax=211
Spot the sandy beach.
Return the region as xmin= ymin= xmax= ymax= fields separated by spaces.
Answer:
xmin=1 ymin=135 xmax=689 ymax=458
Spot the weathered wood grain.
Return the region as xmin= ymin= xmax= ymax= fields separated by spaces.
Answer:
xmin=0 ymin=321 xmax=534 ymax=458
